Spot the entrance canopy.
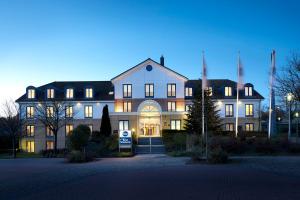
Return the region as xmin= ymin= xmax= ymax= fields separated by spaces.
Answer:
xmin=137 ymin=100 xmax=162 ymax=117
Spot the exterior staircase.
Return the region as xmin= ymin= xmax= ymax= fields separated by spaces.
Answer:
xmin=135 ymin=137 xmax=165 ymax=154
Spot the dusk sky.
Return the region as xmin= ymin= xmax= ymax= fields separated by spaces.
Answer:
xmin=0 ymin=0 xmax=299 ymax=108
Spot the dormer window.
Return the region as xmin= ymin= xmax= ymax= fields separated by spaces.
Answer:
xmin=47 ymin=89 xmax=55 ymax=99
xmin=225 ymin=87 xmax=232 ymax=96
xmin=245 ymin=86 xmax=253 ymax=96
xmin=85 ymin=88 xmax=93 ymax=98
xmin=27 ymin=89 xmax=35 ymax=99
xmin=185 ymin=87 xmax=193 ymax=97
xmin=66 ymin=88 xmax=74 ymax=99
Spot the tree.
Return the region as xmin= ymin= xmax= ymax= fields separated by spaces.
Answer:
xmin=100 ymin=105 xmax=112 ymax=137
xmin=35 ymin=100 xmax=74 ymax=152
xmin=1 ymin=101 xmax=24 ymax=158
xmin=69 ymin=125 xmax=90 ymax=151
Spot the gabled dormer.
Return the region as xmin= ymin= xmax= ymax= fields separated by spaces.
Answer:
xmin=26 ymin=86 xmax=36 ymax=99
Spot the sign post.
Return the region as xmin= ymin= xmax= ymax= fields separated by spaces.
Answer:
xmin=119 ymin=130 xmax=132 ymax=152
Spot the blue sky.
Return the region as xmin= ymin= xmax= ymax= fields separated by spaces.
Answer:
xmin=0 ymin=0 xmax=299 ymax=106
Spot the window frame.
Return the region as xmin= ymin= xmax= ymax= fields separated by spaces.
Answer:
xmin=26 ymin=141 xmax=35 ymax=153
xmin=26 ymin=106 xmax=34 ymax=119
xmin=123 ymin=101 xmax=132 ymax=112
xmin=245 ymin=104 xmax=254 ymax=117
xmin=225 ymin=104 xmax=234 ymax=117
xmin=145 ymin=83 xmax=154 ymax=98
xmin=65 ymin=105 xmax=73 ymax=118
xmin=225 ymin=86 xmax=232 ymax=97
xmin=65 ymin=124 xmax=74 ymax=136
xmin=123 ymin=84 xmax=132 ymax=98
xmin=84 ymin=105 xmax=93 ymax=118
xmin=85 ymin=88 xmax=93 ymax=99
xmin=167 ymin=101 xmax=176 ymax=112
xmin=46 ymin=126 xmax=54 ymax=137
xmin=46 ymin=106 xmax=54 ymax=118
xmin=167 ymin=83 xmax=176 ymax=97
xmin=170 ymin=119 xmax=181 ymax=130
xmin=65 ymin=88 xmax=74 ymax=99
xmin=27 ymin=89 xmax=35 ymax=99
xmin=245 ymin=86 xmax=253 ymax=96
xmin=225 ymin=123 xmax=234 ymax=132
xmin=185 ymin=87 xmax=193 ymax=97
xmin=47 ymin=88 xmax=55 ymax=99
xmin=119 ymin=120 xmax=129 ymax=131
xmin=245 ymin=123 xmax=254 ymax=132
xmin=26 ymin=125 xmax=35 ymax=137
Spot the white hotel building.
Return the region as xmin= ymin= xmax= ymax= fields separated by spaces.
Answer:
xmin=16 ymin=56 xmax=264 ymax=152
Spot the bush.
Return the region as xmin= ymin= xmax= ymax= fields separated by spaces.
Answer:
xmin=162 ymin=129 xmax=187 ymax=152
xmin=287 ymin=143 xmax=300 ymax=153
xmin=41 ymin=149 xmax=68 ymax=158
xmin=69 ymin=125 xmax=91 ymax=151
xmin=66 ymin=150 xmax=95 ymax=163
xmin=208 ymin=146 xmax=228 ymax=164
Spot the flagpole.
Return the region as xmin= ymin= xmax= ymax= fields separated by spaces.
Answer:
xmin=235 ymin=52 xmax=240 ymax=137
xmin=202 ymin=51 xmax=207 ymax=159
xmin=268 ymin=50 xmax=275 ymax=139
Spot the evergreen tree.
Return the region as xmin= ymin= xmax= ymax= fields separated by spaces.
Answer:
xmin=100 ymin=105 xmax=112 ymax=137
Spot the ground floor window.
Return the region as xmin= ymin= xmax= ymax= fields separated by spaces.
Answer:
xmin=26 ymin=141 xmax=35 ymax=153
xmin=46 ymin=141 xmax=54 ymax=150
xmin=225 ymin=123 xmax=234 ymax=131
xmin=245 ymin=123 xmax=254 ymax=131
xmin=171 ymin=120 xmax=181 ymax=130
xmin=119 ymin=120 xmax=129 ymax=131
xmin=65 ymin=124 xmax=73 ymax=136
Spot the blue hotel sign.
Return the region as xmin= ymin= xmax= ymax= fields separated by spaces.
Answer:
xmin=119 ymin=130 xmax=132 ymax=149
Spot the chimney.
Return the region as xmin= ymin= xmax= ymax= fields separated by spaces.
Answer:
xmin=160 ymin=55 xmax=165 ymax=66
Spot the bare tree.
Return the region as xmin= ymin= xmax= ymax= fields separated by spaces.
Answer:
xmin=35 ymin=100 xmax=75 ymax=153
xmin=1 ymin=100 xmax=24 ymax=158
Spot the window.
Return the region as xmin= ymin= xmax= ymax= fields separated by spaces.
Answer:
xmin=65 ymin=106 xmax=73 ymax=118
xmin=46 ymin=106 xmax=54 ymax=117
xmin=245 ymin=104 xmax=253 ymax=117
xmin=88 ymin=125 xmax=93 ymax=133
xmin=171 ymin=120 xmax=181 ymax=130
xmin=66 ymin=88 xmax=74 ymax=99
xmin=26 ymin=125 xmax=34 ymax=137
xmin=65 ymin=124 xmax=73 ymax=136
xmin=84 ymin=106 xmax=93 ymax=118
xmin=47 ymin=89 xmax=55 ymax=99
xmin=46 ymin=126 xmax=54 ymax=137
xmin=123 ymin=84 xmax=132 ymax=98
xmin=185 ymin=104 xmax=192 ymax=112
xmin=245 ymin=87 xmax=253 ymax=96
xmin=168 ymin=102 xmax=176 ymax=112
xmin=123 ymin=101 xmax=132 ymax=112
xmin=225 ymin=87 xmax=232 ymax=96
xmin=26 ymin=106 xmax=34 ymax=118
xmin=27 ymin=89 xmax=35 ymax=99
xmin=145 ymin=84 xmax=154 ymax=97
xmin=245 ymin=123 xmax=254 ymax=131
xmin=207 ymin=87 xmax=213 ymax=96
xmin=46 ymin=141 xmax=54 ymax=150
xmin=119 ymin=120 xmax=129 ymax=131
xmin=85 ymin=88 xmax=93 ymax=98
xmin=225 ymin=104 xmax=234 ymax=117
xmin=225 ymin=123 xmax=234 ymax=131
xmin=167 ymin=84 xmax=176 ymax=97
xmin=185 ymin=87 xmax=193 ymax=97
xmin=26 ymin=141 xmax=34 ymax=153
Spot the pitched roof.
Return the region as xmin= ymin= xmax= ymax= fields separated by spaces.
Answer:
xmin=16 ymin=81 xmax=114 ymax=102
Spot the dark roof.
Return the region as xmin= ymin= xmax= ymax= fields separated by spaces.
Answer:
xmin=16 ymin=81 xmax=114 ymax=102
xmin=185 ymin=79 xmax=264 ymax=100
xmin=111 ymin=58 xmax=188 ymax=81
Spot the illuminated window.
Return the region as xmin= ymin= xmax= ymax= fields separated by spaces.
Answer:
xmin=65 ymin=124 xmax=73 ymax=136
xmin=85 ymin=88 xmax=93 ymax=98
xmin=185 ymin=87 xmax=193 ymax=97
xmin=88 ymin=125 xmax=93 ymax=133
xmin=46 ymin=141 xmax=54 ymax=150
xmin=167 ymin=84 xmax=176 ymax=97
xmin=26 ymin=106 xmax=34 ymax=118
xmin=84 ymin=105 xmax=93 ymax=118
xmin=123 ymin=84 xmax=132 ymax=98
xmin=27 ymin=89 xmax=35 ymax=99
xmin=225 ymin=123 xmax=234 ymax=131
xmin=47 ymin=89 xmax=55 ymax=99
xmin=65 ymin=106 xmax=73 ymax=118
xmin=245 ymin=123 xmax=254 ymax=131
xmin=123 ymin=101 xmax=132 ymax=112
xmin=171 ymin=120 xmax=181 ymax=130
xmin=245 ymin=104 xmax=253 ymax=117
xmin=145 ymin=84 xmax=154 ymax=97
xmin=225 ymin=87 xmax=232 ymax=96
xmin=26 ymin=141 xmax=35 ymax=153
xmin=119 ymin=120 xmax=129 ymax=130
xmin=26 ymin=125 xmax=35 ymax=137
xmin=46 ymin=126 xmax=54 ymax=137
xmin=207 ymin=87 xmax=213 ymax=96
xmin=66 ymin=88 xmax=74 ymax=99
xmin=168 ymin=102 xmax=176 ymax=112
xmin=245 ymin=87 xmax=253 ymax=96
xmin=185 ymin=104 xmax=192 ymax=112
xmin=46 ymin=106 xmax=54 ymax=117
xmin=225 ymin=104 xmax=234 ymax=117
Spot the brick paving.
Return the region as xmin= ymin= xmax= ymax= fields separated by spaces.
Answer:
xmin=0 ymin=155 xmax=300 ymax=200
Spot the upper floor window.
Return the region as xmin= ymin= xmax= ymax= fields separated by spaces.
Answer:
xmin=66 ymin=88 xmax=74 ymax=99
xmin=167 ymin=84 xmax=176 ymax=97
xmin=245 ymin=104 xmax=254 ymax=117
xmin=47 ymin=89 xmax=55 ymax=99
xmin=167 ymin=101 xmax=176 ymax=112
xmin=225 ymin=104 xmax=234 ymax=117
xmin=84 ymin=105 xmax=93 ymax=118
xmin=123 ymin=101 xmax=132 ymax=112
xmin=145 ymin=84 xmax=154 ymax=97
xmin=85 ymin=88 xmax=93 ymax=98
xmin=26 ymin=106 xmax=34 ymax=118
xmin=185 ymin=104 xmax=192 ymax=112
xmin=27 ymin=89 xmax=35 ymax=99
xmin=225 ymin=87 xmax=232 ymax=96
xmin=207 ymin=87 xmax=213 ymax=96
xmin=26 ymin=125 xmax=35 ymax=137
xmin=185 ymin=87 xmax=193 ymax=97
xmin=65 ymin=106 xmax=73 ymax=118
xmin=46 ymin=126 xmax=54 ymax=137
xmin=123 ymin=84 xmax=132 ymax=98
xmin=245 ymin=86 xmax=253 ymax=96
xmin=171 ymin=120 xmax=181 ymax=130
xmin=65 ymin=124 xmax=74 ymax=136
xmin=46 ymin=106 xmax=54 ymax=118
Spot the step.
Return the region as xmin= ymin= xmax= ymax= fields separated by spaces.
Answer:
xmin=135 ymin=145 xmax=166 ymax=154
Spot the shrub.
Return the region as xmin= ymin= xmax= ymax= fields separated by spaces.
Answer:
xmin=190 ymin=146 xmax=203 ymax=161
xmin=69 ymin=125 xmax=91 ymax=151
xmin=162 ymin=129 xmax=187 ymax=152
xmin=208 ymin=146 xmax=228 ymax=164
xmin=255 ymin=140 xmax=277 ymax=154
xmin=66 ymin=150 xmax=95 ymax=163
xmin=41 ymin=149 xmax=68 ymax=158
xmin=287 ymin=143 xmax=300 ymax=153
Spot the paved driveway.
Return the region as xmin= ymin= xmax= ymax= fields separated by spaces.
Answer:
xmin=1 ymin=155 xmax=300 ymax=200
